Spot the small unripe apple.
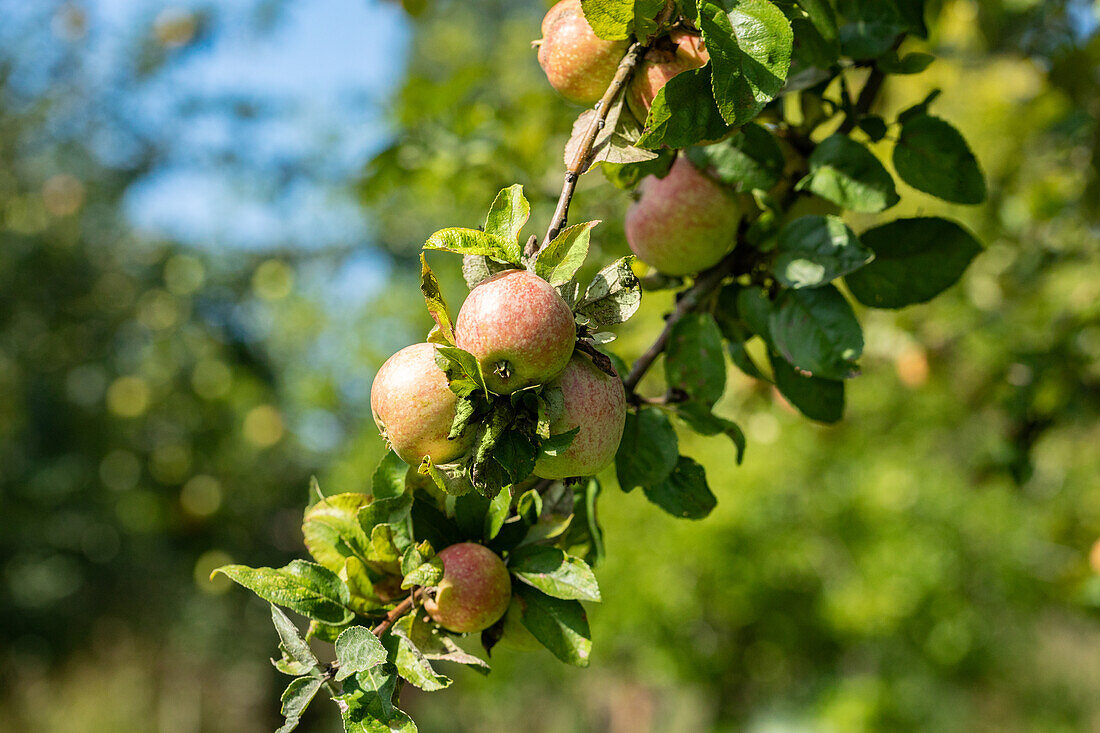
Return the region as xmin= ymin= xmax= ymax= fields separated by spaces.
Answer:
xmin=455 ymin=269 xmax=576 ymax=394
xmin=627 ymin=30 xmax=709 ymax=122
xmin=625 ymin=155 xmax=742 ymax=276
xmin=370 ymin=343 xmax=473 ymax=465
xmin=537 ymin=0 xmax=629 ymax=106
xmin=533 ymin=353 xmax=626 ymax=479
xmin=424 ymin=543 xmax=512 ymax=633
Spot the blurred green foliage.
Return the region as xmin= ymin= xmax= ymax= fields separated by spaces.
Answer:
xmin=1 ymin=0 xmax=1098 ymax=731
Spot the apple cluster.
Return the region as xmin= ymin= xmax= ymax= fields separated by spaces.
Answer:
xmin=538 ymin=0 xmax=743 ymax=276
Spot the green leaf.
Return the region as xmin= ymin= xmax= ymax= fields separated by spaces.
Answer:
xmin=391 ymin=615 xmax=452 ymax=691
xmin=794 ymin=0 xmax=840 ymax=65
xmin=462 ymin=254 xmax=512 ymax=290
xmin=335 ymin=626 xmax=388 ymax=681
xmin=893 ymin=114 xmax=986 ymax=205
xmin=532 ymin=221 xmax=598 ymax=286
xmin=424 ymin=227 xmax=521 ymax=265
xmin=358 ymin=495 xmax=414 ymax=538
xmin=699 ymin=0 xmax=793 ymax=126
xmin=687 ymin=123 xmax=784 ymax=193
xmin=371 ymin=452 xmax=407 ymax=500
xmin=515 ymin=584 xmax=593 ymax=667
xmin=276 ymin=677 xmax=323 ymax=733
xmin=401 ymin=556 xmax=444 ymax=590
xmin=302 ymin=493 xmax=372 ymax=573
xmin=769 ymin=350 xmax=845 ymax=422
xmin=581 ymin=0 xmax=633 ymax=40
xmin=633 ymin=0 xmax=670 ymax=40
xmin=736 ymin=286 xmax=776 ymax=347
xmin=637 ymin=67 xmax=732 ymax=149
xmin=858 ymin=114 xmax=888 ymax=142
xmin=797 ymin=134 xmax=899 ymax=213
xmin=485 ymin=487 xmax=512 ymax=541
xmin=666 ymin=312 xmax=726 ymax=407
xmin=418 ymin=254 xmax=454 ymax=344
xmin=567 ymin=99 xmax=660 ymax=172
xmin=615 ymin=407 xmax=679 ymax=491
xmin=642 ymin=456 xmax=717 ymax=519
xmin=774 ymin=215 xmax=873 ymax=289
xmin=434 ymin=345 xmax=488 ymax=397
xmin=575 ymin=256 xmax=641 ymax=328
xmin=558 ymin=478 xmax=606 ymax=566
xmin=837 ymin=0 xmax=906 ymax=59
xmin=270 ymin=604 xmax=322 ymax=671
xmin=215 ymin=563 xmax=353 ymax=625
xmin=411 ymin=498 xmax=463 ymax=550
xmin=600 ymin=150 xmax=676 ymax=190
xmin=336 ymin=665 xmax=418 ymax=733
xmin=845 ymin=217 xmax=982 ymax=308
xmin=393 ymin=612 xmax=490 ymax=674
xmin=769 ymin=284 xmax=863 ymax=380
xmin=538 ymin=427 xmax=579 ymax=459
xmin=877 ymin=50 xmax=934 ymax=74
xmin=895 ymin=0 xmax=928 ymax=37
xmin=483 ymin=184 xmax=530 ymax=243
xmin=671 ymin=403 xmax=746 ymax=464
xmin=509 ymin=545 xmax=601 ymax=602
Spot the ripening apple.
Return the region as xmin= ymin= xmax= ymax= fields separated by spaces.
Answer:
xmin=625 ymin=155 xmax=742 ymax=276
xmin=627 ymin=29 xmax=709 ymax=122
xmin=424 ymin=543 xmax=512 ymax=634
xmin=533 ymin=352 xmax=626 ymax=479
xmin=455 ymin=269 xmax=576 ymax=394
xmin=536 ymin=0 xmax=629 ymax=105
xmin=370 ymin=342 xmax=473 ymax=465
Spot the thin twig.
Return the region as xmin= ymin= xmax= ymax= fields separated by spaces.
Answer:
xmin=372 ymin=586 xmax=427 ymax=638
xmin=538 ymin=42 xmax=648 ymax=253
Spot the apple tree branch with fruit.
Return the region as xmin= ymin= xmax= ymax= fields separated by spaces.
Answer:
xmin=215 ymin=1 xmax=988 ymax=730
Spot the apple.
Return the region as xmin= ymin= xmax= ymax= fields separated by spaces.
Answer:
xmin=455 ymin=269 xmax=576 ymax=394
xmin=370 ymin=342 xmax=473 ymax=465
xmin=536 ymin=0 xmax=629 ymax=105
xmin=533 ymin=352 xmax=626 ymax=479
xmin=625 ymin=155 xmax=742 ymax=276
xmin=627 ymin=29 xmax=709 ymax=122
xmin=424 ymin=543 xmax=512 ymax=633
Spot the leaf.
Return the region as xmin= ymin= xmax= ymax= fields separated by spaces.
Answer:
xmin=615 ymin=407 xmax=679 ymax=491
xmin=686 ymin=123 xmax=785 ymax=192
xmin=270 ymin=604 xmax=321 ymax=671
xmin=485 ymin=487 xmax=512 ymax=541
xmin=575 ymin=256 xmax=641 ymax=328
xmin=515 ymin=584 xmax=593 ymax=667
xmin=391 ymin=615 xmax=453 ymax=691
xmin=769 ymin=351 xmax=845 ymax=423
xmin=559 ymin=477 xmax=606 ymax=566
xmin=699 ymin=0 xmax=793 ymax=126
xmin=845 ymin=217 xmax=982 ymax=308
xmin=302 ymin=493 xmax=372 ymax=573
xmin=774 ymin=215 xmax=873 ymax=289
xmin=600 ymin=150 xmax=676 ymax=190
xmin=637 ymin=67 xmax=732 ymax=149
xmin=371 ymin=452 xmax=407 ymax=500
xmin=633 ymin=0 xmax=671 ymax=40
xmin=895 ymin=0 xmax=928 ymax=37
xmin=858 ymin=114 xmax=888 ymax=142
xmin=532 ymin=221 xmax=598 ymax=286
xmin=401 ymin=557 xmax=444 ymax=590
xmin=335 ymin=626 xmax=388 ymax=681
xmin=462 ymin=254 xmax=513 ymax=289
xmin=276 ymin=676 xmax=323 ymax=733
xmin=581 ymin=0 xmax=633 ymax=40
xmin=796 ymin=134 xmax=899 ymax=213
xmin=214 ymin=563 xmax=353 ymax=625
xmin=418 ymin=254 xmax=454 ymax=344
xmin=424 ymin=227 xmax=521 ymax=265
xmin=483 ymin=184 xmax=530 ymax=243
xmin=893 ymin=114 xmax=986 ymax=205
xmin=434 ymin=345 xmax=488 ymax=397
xmin=877 ymin=50 xmax=934 ymax=74
xmin=393 ymin=612 xmax=490 ymax=674
xmin=769 ymin=284 xmax=863 ymax=380
xmin=794 ymin=0 xmax=840 ymax=65
xmin=336 ymin=665 xmax=418 ymax=733
xmin=565 ymin=100 xmax=659 ymax=173
xmin=736 ymin=286 xmax=776 ymax=347
xmin=509 ymin=545 xmax=601 ymax=602
xmin=642 ymin=456 xmax=717 ymax=519
xmin=665 ymin=312 xmax=726 ymax=407
xmin=836 ymin=0 xmax=906 ymax=59
xmin=358 ymin=494 xmax=414 ymax=538
xmin=538 ymin=427 xmax=579 ymax=458
xmin=411 ymin=498 xmax=463 ymax=550
xmin=671 ymin=403 xmax=746 ymax=464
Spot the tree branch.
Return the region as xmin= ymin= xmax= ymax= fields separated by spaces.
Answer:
xmin=533 ymin=42 xmax=648 ymax=257
xmin=372 ymin=586 xmax=428 ymax=638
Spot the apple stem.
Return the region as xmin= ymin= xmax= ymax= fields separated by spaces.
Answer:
xmin=535 ymin=41 xmax=649 ymax=256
